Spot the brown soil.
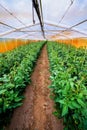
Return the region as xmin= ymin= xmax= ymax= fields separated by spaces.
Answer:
xmin=7 ymin=45 xmax=63 ymax=130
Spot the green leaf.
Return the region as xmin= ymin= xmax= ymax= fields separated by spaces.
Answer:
xmin=14 ymin=97 xmax=23 ymax=102
xmin=54 ymin=97 xmax=59 ymax=103
xmin=0 ymin=89 xmax=6 ymax=95
xmin=58 ymin=99 xmax=65 ymax=104
xmin=53 ymin=111 xmax=58 ymax=117
xmin=12 ymin=102 xmax=23 ymax=108
xmin=71 ymin=101 xmax=81 ymax=109
xmin=77 ymin=99 xmax=85 ymax=107
xmin=62 ymin=105 xmax=68 ymax=116
xmin=0 ymin=98 xmax=3 ymax=105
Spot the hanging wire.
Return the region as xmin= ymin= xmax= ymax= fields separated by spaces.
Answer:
xmin=39 ymin=0 xmax=45 ymax=38
xmin=0 ymin=0 xmax=87 ymax=39
xmin=0 ymin=1 xmax=43 ymax=38
xmin=32 ymin=1 xmax=35 ymax=24
xmin=0 ymin=1 xmax=45 ymax=38
xmin=0 ymin=4 xmax=42 ymax=36
xmin=32 ymin=0 xmax=45 ymax=38
xmin=70 ymin=0 xmax=73 ymax=4
xmin=39 ymin=0 xmax=44 ymax=25
xmin=58 ymin=0 xmax=74 ymax=24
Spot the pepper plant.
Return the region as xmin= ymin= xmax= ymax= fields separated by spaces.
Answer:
xmin=47 ymin=42 xmax=87 ymax=130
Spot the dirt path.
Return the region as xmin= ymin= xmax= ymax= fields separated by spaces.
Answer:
xmin=8 ymin=45 xmax=63 ymax=130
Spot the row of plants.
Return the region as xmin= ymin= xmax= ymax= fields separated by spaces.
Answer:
xmin=0 ymin=41 xmax=45 ymax=129
xmin=47 ymin=42 xmax=87 ymax=130
xmin=0 ymin=39 xmax=28 ymax=53
xmin=0 ymin=43 xmax=37 ymax=77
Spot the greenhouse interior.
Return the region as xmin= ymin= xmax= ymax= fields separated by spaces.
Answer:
xmin=0 ymin=0 xmax=87 ymax=130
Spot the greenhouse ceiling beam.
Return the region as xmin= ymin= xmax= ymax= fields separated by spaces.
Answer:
xmin=42 ymin=29 xmax=71 ymax=40
xmin=0 ymin=21 xmax=32 ymax=36
xmin=19 ymin=30 xmax=64 ymax=33
xmin=1 ymin=32 xmax=43 ymax=39
xmin=47 ymin=34 xmax=70 ymax=41
xmin=0 ymin=21 xmax=40 ymax=30
xmin=50 ymin=32 xmax=70 ymax=39
xmin=0 ymin=22 xmax=40 ymax=37
xmin=70 ymin=19 xmax=87 ymax=29
xmin=59 ymin=19 xmax=87 ymax=36
xmin=56 ymin=29 xmax=87 ymax=39
xmin=0 ymin=22 xmax=16 ymax=29
xmin=0 ymin=24 xmax=66 ymax=37
xmin=0 ymin=22 xmax=39 ymax=35
xmin=0 ymin=29 xmax=65 ymax=38
xmin=0 ymin=0 xmax=45 ymax=38
xmin=32 ymin=0 xmax=45 ymax=38
xmin=58 ymin=0 xmax=74 ymax=24
xmin=0 ymin=2 xmax=44 ymax=37
xmin=44 ymin=22 xmax=67 ymax=29
xmin=44 ymin=22 xmax=87 ymax=36
xmin=0 ymin=3 xmax=27 ymax=26
xmin=17 ymin=32 xmax=44 ymax=39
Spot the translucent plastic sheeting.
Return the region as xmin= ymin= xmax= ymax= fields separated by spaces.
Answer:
xmin=0 ymin=0 xmax=87 ymax=40
xmin=0 ymin=24 xmax=12 ymax=33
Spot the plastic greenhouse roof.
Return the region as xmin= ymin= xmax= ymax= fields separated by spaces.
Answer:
xmin=0 ymin=0 xmax=87 ymax=40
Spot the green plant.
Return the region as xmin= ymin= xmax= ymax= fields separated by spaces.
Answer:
xmin=0 ymin=41 xmax=45 ymax=129
xmin=47 ymin=42 xmax=87 ymax=130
